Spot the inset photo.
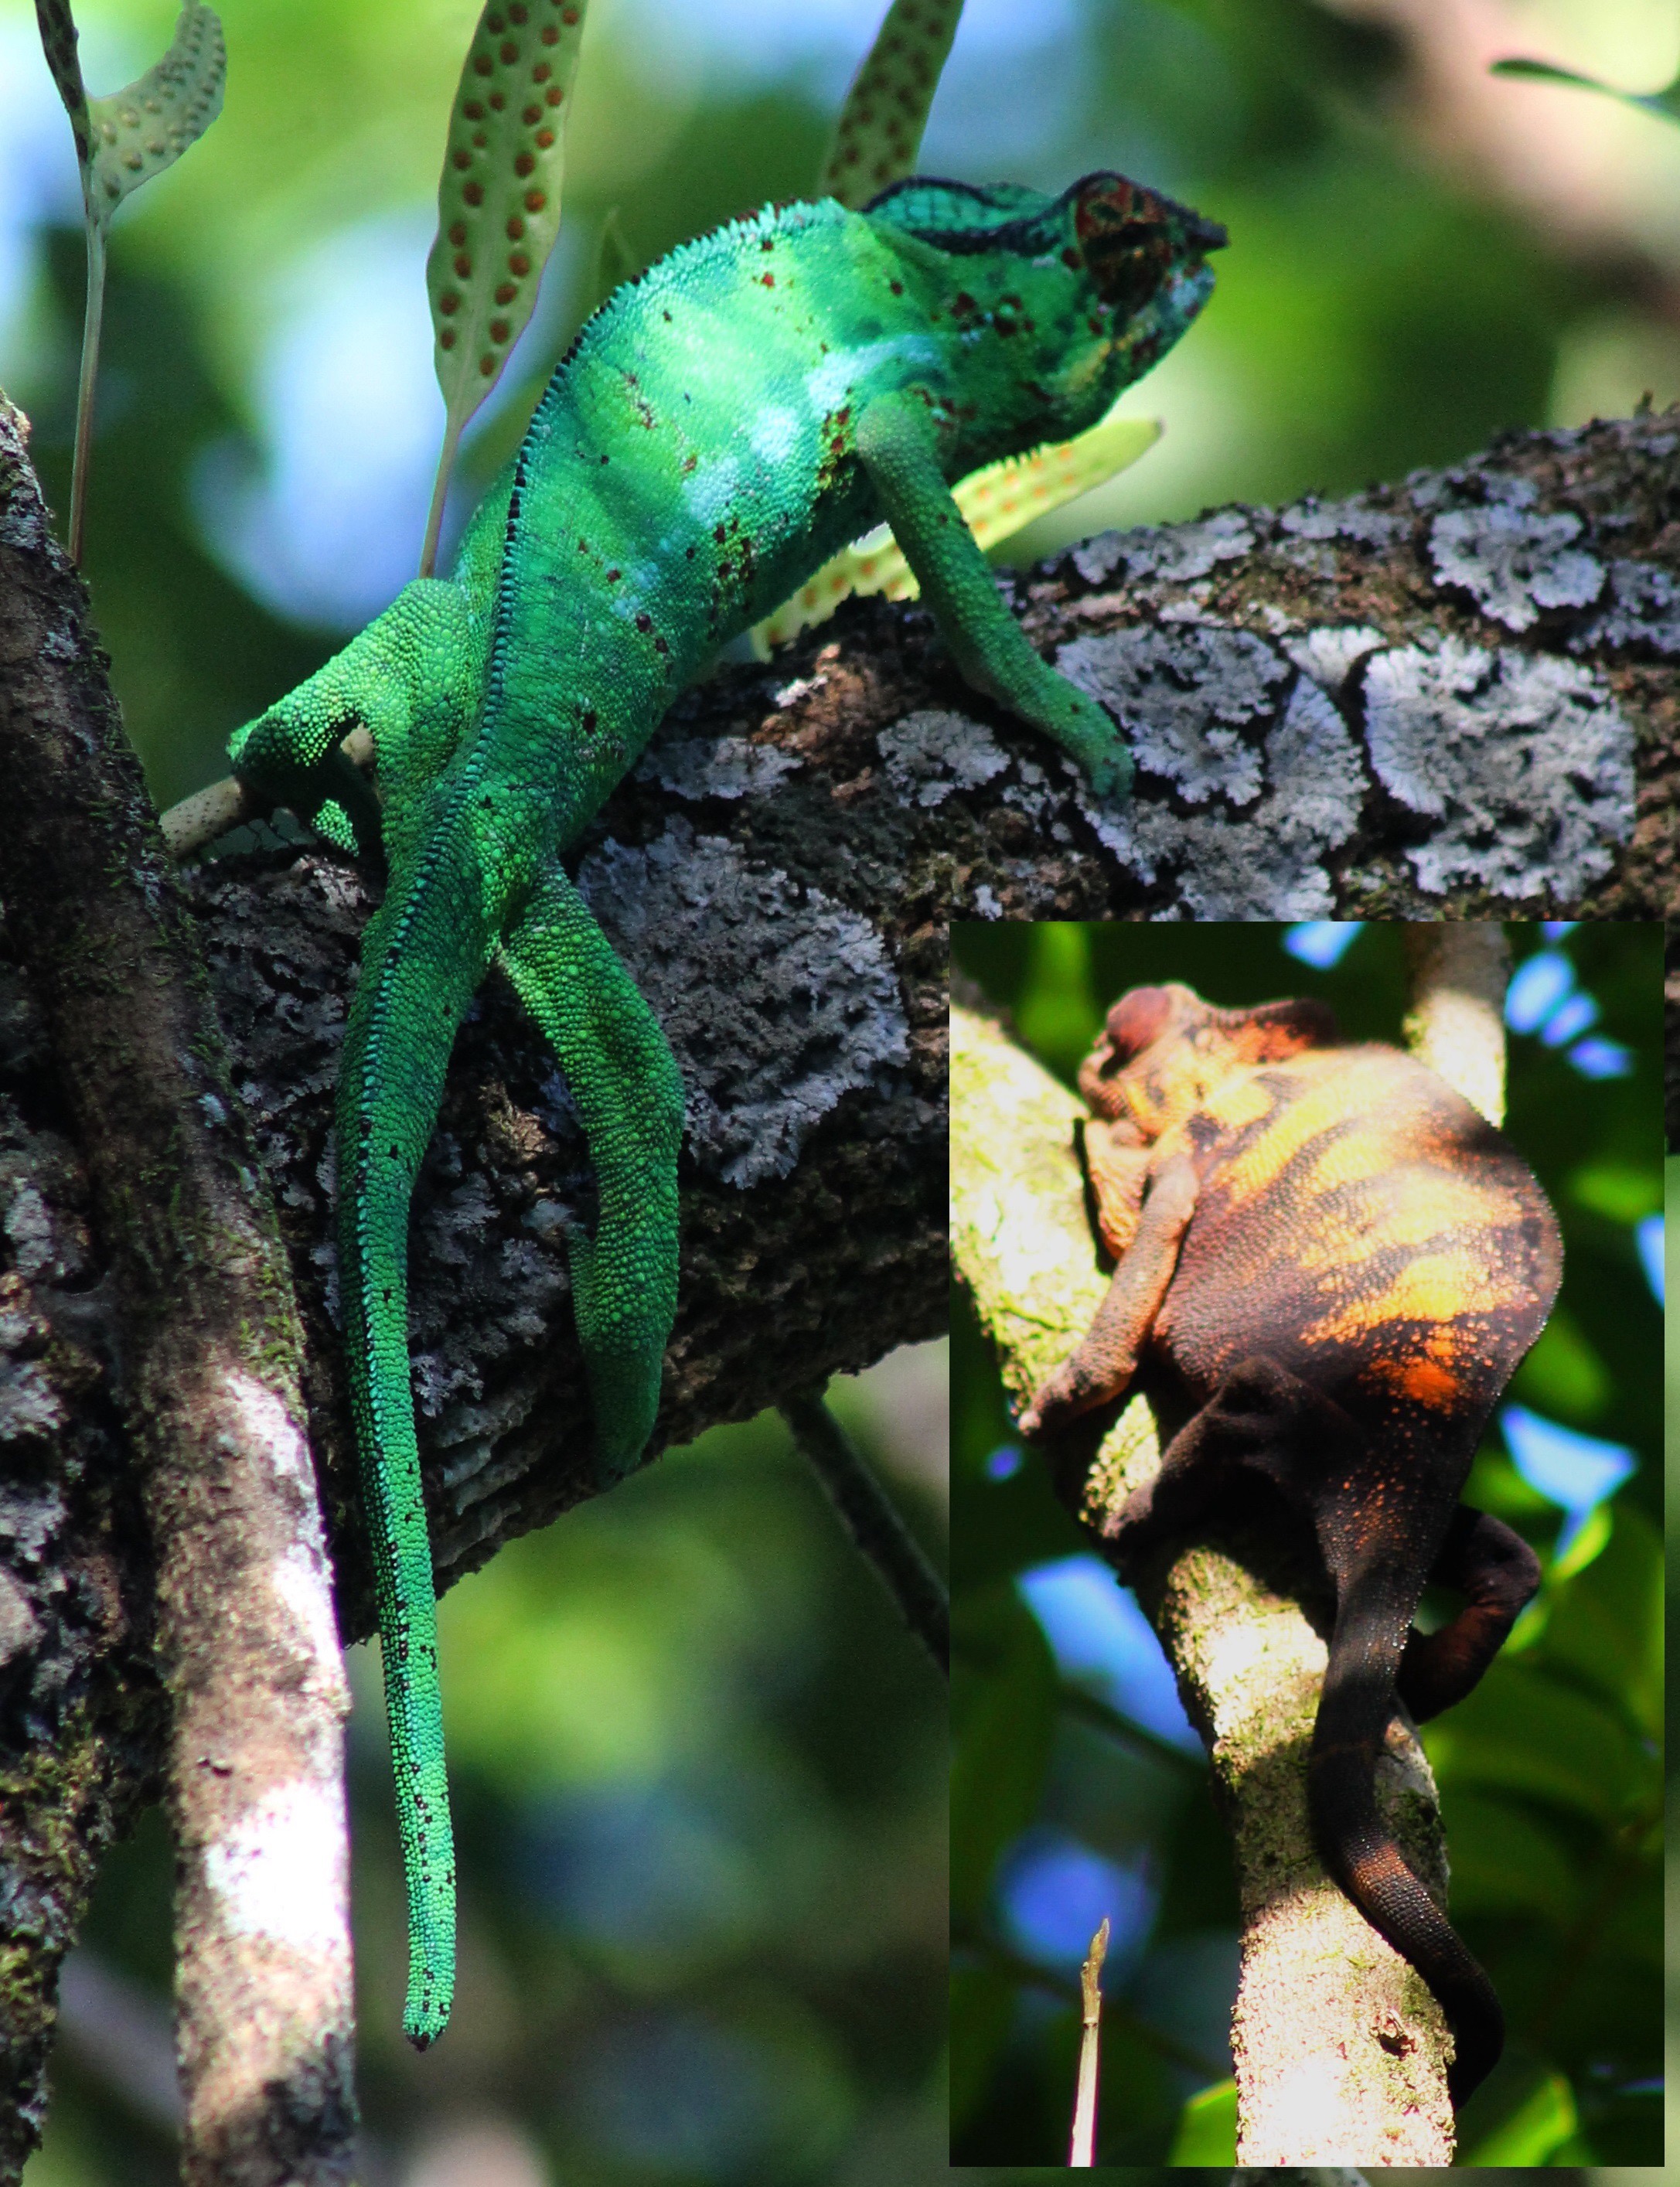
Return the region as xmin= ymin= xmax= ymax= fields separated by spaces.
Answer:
xmin=952 ymin=921 xmax=1661 ymax=2171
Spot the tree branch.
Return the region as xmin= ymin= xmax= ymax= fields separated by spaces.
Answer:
xmin=0 ymin=399 xmax=355 ymax=2185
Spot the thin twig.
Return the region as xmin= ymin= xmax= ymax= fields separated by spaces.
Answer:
xmin=1069 ymin=1916 xmax=1109 ymax=2166
xmin=780 ymin=1391 xmax=948 ymax=1675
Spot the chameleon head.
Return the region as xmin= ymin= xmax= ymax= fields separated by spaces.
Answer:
xmin=1070 ymin=173 xmax=1227 ymax=374
xmin=1078 ymin=982 xmax=1338 ymax=1136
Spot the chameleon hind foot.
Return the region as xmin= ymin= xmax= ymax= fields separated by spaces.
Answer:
xmin=497 ymin=862 xmax=684 ymax=1487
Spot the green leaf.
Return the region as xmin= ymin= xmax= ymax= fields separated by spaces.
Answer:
xmin=1425 ymin=1659 xmax=1655 ymax=1822
xmin=952 ymin=1583 xmax=1056 ymax=1925
xmin=1436 ymin=1786 xmax=1581 ymax=1922
xmin=83 ymin=2 xmax=225 ymax=230
xmin=421 ymin=0 xmax=587 ymax=572
xmin=951 ymin=1964 xmax=1016 ymax=2129
xmin=1491 ymin=56 xmax=1680 ymax=128
xmin=1460 ymin=2068 xmax=1579 ymax=2163
xmin=818 ymin=0 xmax=964 ymax=208
xmin=1539 ymin=1503 xmax=1662 ymax=1734
xmin=32 ymin=0 xmax=91 ymax=169
xmin=1166 ymin=2077 xmax=1237 ymax=2163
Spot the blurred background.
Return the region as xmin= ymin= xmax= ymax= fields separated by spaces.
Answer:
xmin=28 ymin=1347 xmax=949 ymax=2187
xmin=952 ymin=922 xmax=1664 ymax=2169
xmin=4 ymin=0 xmax=1680 ymax=811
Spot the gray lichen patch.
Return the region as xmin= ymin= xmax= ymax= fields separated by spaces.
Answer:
xmin=1058 ymin=625 xmax=1290 ymax=806
xmin=1427 ymin=504 xmax=1604 ymax=632
xmin=1572 ymin=558 xmax=1680 ymax=657
xmin=1072 ymin=671 xmax=1365 ymax=917
xmin=877 ymin=708 xmax=1013 ymax=806
xmin=1361 ymin=640 xmax=1634 ymax=897
xmin=579 ymin=819 xmax=909 ymax=1189
xmin=1285 ymin=625 xmax=1386 ymax=697
xmin=639 ymin=731 xmax=803 ymax=802
xmin=1070 ymin=507 xmax=1255 ymax=588
xmin=1277 ymin=495 xmax=1403 ymax=548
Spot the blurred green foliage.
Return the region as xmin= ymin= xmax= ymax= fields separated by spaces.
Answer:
xmin=29 ymin=1357 xmax=948 ymax=2185
xmin=952 ymin=924 xmax=1662 ymax=2166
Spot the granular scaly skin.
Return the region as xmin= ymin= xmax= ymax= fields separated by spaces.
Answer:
xmin=1022 ymin=983 xmax=1561 ymax=2107
xmin=227 ymin=175 xmax=1224 ymax=2047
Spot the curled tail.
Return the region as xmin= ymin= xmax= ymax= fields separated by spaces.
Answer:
xmin=338 ymin=856 xmax=489 ymax=2049
xmin=1308 ymin=1576 xmax=1503 ymax=2107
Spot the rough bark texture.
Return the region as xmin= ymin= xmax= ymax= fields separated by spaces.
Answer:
xmin=0 ymin=402 xmax=355 ymax=2187
xmin=950 ymin=1001 xmax=1457 ymax=2165
xmin=942 ymin=408 xmax=1678 ymax=919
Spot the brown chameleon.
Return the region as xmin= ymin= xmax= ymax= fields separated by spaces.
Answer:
xmin=1019 ymin=982 xmax=1562 ymax=2106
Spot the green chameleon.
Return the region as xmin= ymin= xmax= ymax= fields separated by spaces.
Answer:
xmin=227 ymin=169 xmax=1225 ymax=2046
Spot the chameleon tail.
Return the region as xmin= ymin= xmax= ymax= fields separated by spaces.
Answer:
xmin=497 ymin=862 xmax=683 ymax=1484
xmin=337 ymin=864 xmax=490 ymax=2049
xmin=1308 ymin=1565 xmax=1504 ymax=2107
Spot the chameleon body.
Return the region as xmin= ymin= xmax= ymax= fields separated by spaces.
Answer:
xmin=227 ymin=175 xmax=1225 ymax=2046
xmin=1020 ymin=983 xmax=1561 ymax=2105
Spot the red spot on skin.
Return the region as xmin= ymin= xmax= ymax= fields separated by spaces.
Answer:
xmin=438 ymin=291 xmax=459 ymax=314
xmin=540 ymin=19 xmax=558 ymax=37
xmin=563 ymin=5 xmax=579 ymax=19
xmin=533 ymin=60 xmax=550 ymax=80
xmin=515 ymin=152 xmax=535 ymax=176
xmin=490 ymin=318 xmax=509 ymax=342
xmin=760 ymin=272 xmax=774 ymax=287
xmin=761 ymin=236 xmax=775 ymax=250
xmin=448 ymin=221 xmax=467 ymax=246
xmin=953 ymin=291 xmax=976 ymax=315
xmin=509 ymin=1 xmax=527 ymax=19
xmin=473 ymin=52 xmax=492 ymax=75
xmin=606 ymin=567 xmax=621 ymax=581
xmin=464 ymin=182 xmax=485 ymax=206
xmin=499 ymin=39 xmax=519 ymax=62
xmin=489 ymin=90 xmax=505 ymax=109
xmin=439 ymin=328 xmax=456 ymax=349
xmin=486 ymin=8 xmax=504 ymax=26
xmin=495 ymin=282 xmax=516 ymax=303
xmin=479 ymin=356 xmax=496 ymax=374
xmin=509 ymin=251 xmax=530 ymax=274
xmin=523 ymin=103 xmax=540 ymax=123
xmin=889 ymin=279 xmax=903 ymax=295
xmin=452 ymin=148 xmax=471 ymax=171
xmin=545 ymin=85 xmax=563 ymax=104
xmin=536 ymin=128 xmax=555 ymax=147
xmin=506 ymin=214 xmax=525 ymax=238
xmin=525 ymin=189 xmax=547 ymax=212
xmin=462 ymin=101 xmax=484 ymax=121
xmin=636 ymin=612 xmax=653 ymax=632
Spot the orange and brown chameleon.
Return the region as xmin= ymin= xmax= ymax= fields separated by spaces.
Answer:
xmin=1018 ymin=982 xmax=1562 ymax=2107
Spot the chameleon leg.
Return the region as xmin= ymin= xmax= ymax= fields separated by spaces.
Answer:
xmin=228 ymin=577 xmax=474 ymax=858
xmin=1018 ymin=1154 xmax=1198 ymax=1436
xmin=1398 ymin=1505 xmax=1540 ymax=1722
xmin=497 ymin=864 xmax=685 ymax=1485
xmin=855 ymin=393 xmax=1135 ymax=801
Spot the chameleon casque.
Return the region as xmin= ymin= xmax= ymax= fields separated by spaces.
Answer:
xmin=1017 ymin=983 xmax=1562 ymax=2106
xmin=226 ymin=173 xmax=1225 ymax=2045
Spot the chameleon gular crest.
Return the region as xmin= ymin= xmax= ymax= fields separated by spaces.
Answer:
xmin=1020 ymin=983 xmax=1561 ymax=2107
xmin=227 ymin=173 xmax=1221 ymax=2049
